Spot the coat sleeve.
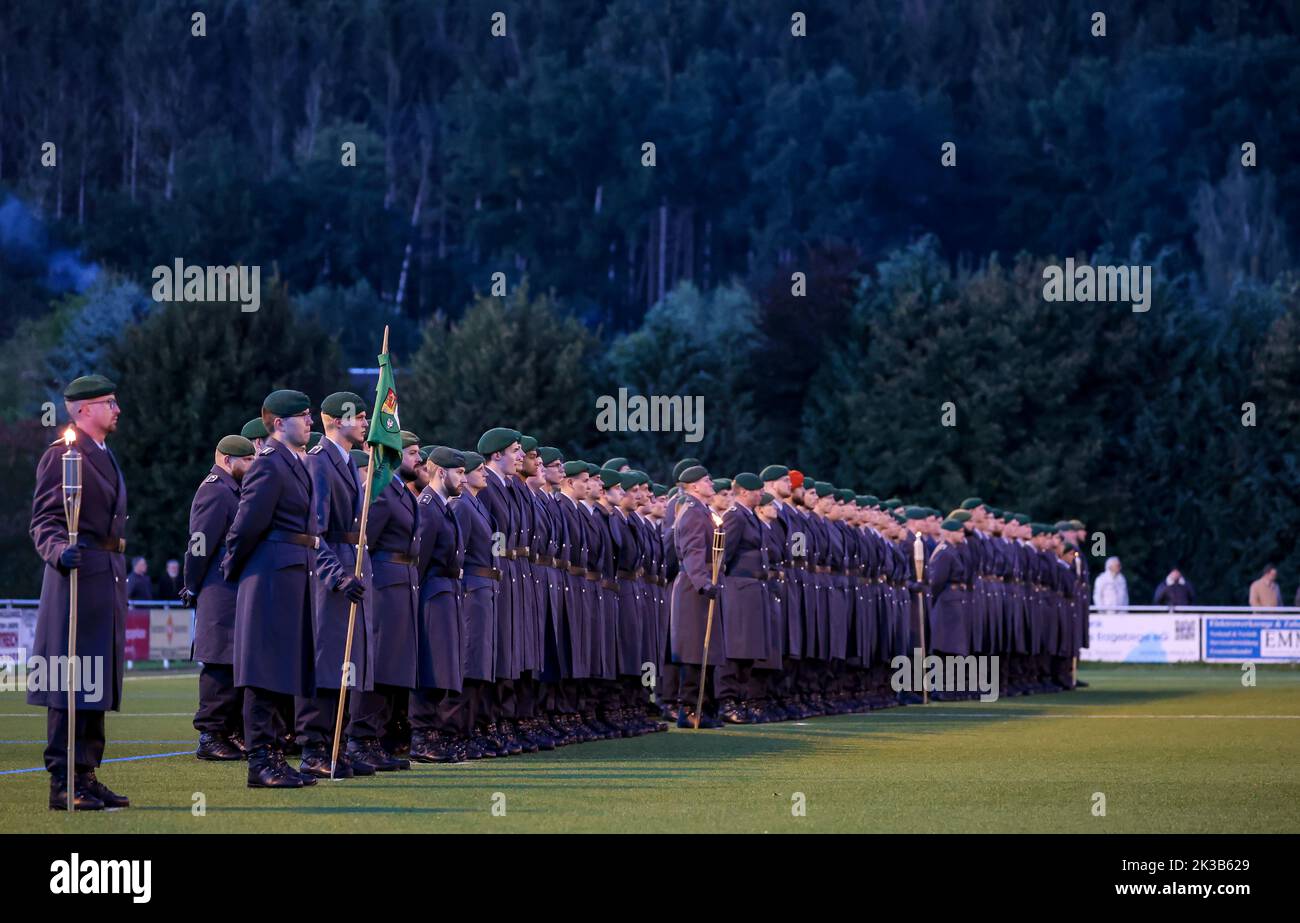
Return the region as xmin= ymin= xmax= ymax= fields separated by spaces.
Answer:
xmin=929 ymin=546 xmax=953 ymax=599
xmin=721 ymin=508 xmax=741 ymax=572
xmin=365 ymin=486 xmax=393 ymax=552
xmin=184 ymin=483 xmax=222 ymax=591
xmin=29 ymin=445 xmax=71 ymax=570
xmin=309 ymin=457 xmax=348 ymax=590
xmin=1153 ymin=583 xmax=1168 ymax=606
xmin=675 ymin=506 xmax=714 ymax=593
xmin=222 ymin=456 xmax=281 ymax=582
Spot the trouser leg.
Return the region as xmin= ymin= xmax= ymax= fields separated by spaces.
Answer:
xmin=194 ymin=662 xmax=240 ymax=734
xmin=45 ymin=708 xmax=106 ymax=775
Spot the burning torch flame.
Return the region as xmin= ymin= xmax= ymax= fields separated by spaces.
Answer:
xmin=63 ymin=427 xmax=76 ymax=446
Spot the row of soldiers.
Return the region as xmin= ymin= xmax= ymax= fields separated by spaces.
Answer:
xmin=29 ymin=376 xmax=1091 ymax=807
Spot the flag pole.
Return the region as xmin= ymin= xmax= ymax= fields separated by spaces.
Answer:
xmin=329 ymin=326 xmax=388 ymax=779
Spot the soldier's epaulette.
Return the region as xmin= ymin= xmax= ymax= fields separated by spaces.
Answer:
xmin=418 ymin=493 xmax=432 ymax=504
xmin=308 ymin=444 xmax=323 ymax=455
xmin=203 ymin=474 xmax=218 ymax=484
xmin=258 ymin=446 xmax=274 ymax=456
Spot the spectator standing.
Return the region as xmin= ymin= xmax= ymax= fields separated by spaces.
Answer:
xmin=1248 ymin=565 xmax=1281 ymax=608
xmin=125 ymin=556 xmax=154 ymax=600
xmin=1153 ymin=568 xmax=1195 ymax=607
xmin=1092 ymin=556 xmax=1128 ymax=609
xmin=156 ymin=558 xmax=183 ymax=601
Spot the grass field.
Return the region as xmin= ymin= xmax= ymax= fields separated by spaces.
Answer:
xmin=3 ymin=664 xmax=1298 ymax=833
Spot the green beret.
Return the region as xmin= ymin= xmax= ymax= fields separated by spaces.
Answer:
xmin=679 ymin=465 xmax=709 ymax=484
xmin=519 ymin=435 xmax=538 ymax=453
xmin=585 ymin=462 xmax=601 ymax=476
xmin=320 ymin=391 xmax=366 ymax=419
xmin=904 ymin=505 xmax=927 ymax=520
xmin=759 ymin=465 xmax=789 ymax=482
xmin=562 ymin=460 xmax=588 ymax=478
xmin=400 ymin=430 xmax=420 ymax=448
xmin=263 ymin=389 xmax=311 ymax=417
xmin=960 ymin=497 xmax=984 ymax=510
xmin=666 ymin=486 xmax=680 ymax=498
xmin=417 ymin=445 xmax=433 ymax=462
xmin=949 ymin=509 xmax=972 ymax=522
xmin=986 ymin=506 xmax=1002 ymax=518
xmin=733 ymin=472 xmax=763 ymax=491
xmin=477 ymin=427 xmax=521 ymax=456
xmin=598 ymin=468 xmax=622 ymax=488
xmin=941 ymin=519 xmax=963 ymax=532
xmin=1053 ymin=520 xmax=1072 ymax=532
xmin=1069 ymin=519 xmax=1085 ymax=530
xmin=462 ymin=451 xmax=485 ymax=474
xmin=1013 ymin=513 xmax=1031 ymax=524
xmin=216 ymin=435 xmax=256 ymax=458
xmin=350 ymin=448 xmax=370 ymax=469
xmin=893 ymin=510 xmax=908 ymax=523
xmin=672 ymin=458 xmax=702 ymax=482
xmin=854 ymin=495 xmax=870 ymax=507
xmin=603 ymin=457 xmax=629 ymax=471
xmin=1063 ymin=542 xmax=1079 ymax=553
xmin=241 ymin=417 xmax=269 ymax=440
xmin=883 ymin=497 xmax=902 ymax=509
xmin=538 ymin=446 xmax=564 ymax=465
xmin=430 ymin=446 xmax=465 ymax=469
xmin=652 ymin=483 xmax=668 ymax=497
xmin=758 ymin=492 xmax=775 ymax=506
xmin=834 ymin=487 xmax=855 ymax=502
xmin=813 ymin=481 xmax=833 ymax=496
xmin=620 ymin=470 xmax=650 ymax=489
xmin=860 ymin=495 xmax=880 ymax=507
xmin=63 ymin=374 xmax=116 ymax=401
xmin=306 ymin=432 xmax=324 ymax=452
xmin=712 ymin=478 xmax=732 ymax=491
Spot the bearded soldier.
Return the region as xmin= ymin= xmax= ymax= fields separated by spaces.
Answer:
xmin=29 ymin=375 xmax=130 ymax=810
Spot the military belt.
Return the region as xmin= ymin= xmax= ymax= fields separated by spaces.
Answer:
xmin=324 ymin=531 xmax=361 ymax=545
xmin=729 ymin=569 xmax=768 ymax=580
xmin=436 ymin=567 xmax=464 ymax=579
xmin=466 ymin=565 xmax=502 ymax=581
xmin=267 ymin=529 xmax=319 ymax=549
xmin=616 ymin=569 xmax=639 ymax=581
xmin=80 ymin=537 xmax=126 ymax=553
xmin=585 ymin=570 xmax=601 ymax=582
xmin=534 ymin=554 xmax=556 ymax=567
xmin=373 ymin=551 xmax=416 ymax=565
xmin=600 ymin=578 xmax=618 ymax=590
xmin=566 ymin=564 xmax=586 ymax=577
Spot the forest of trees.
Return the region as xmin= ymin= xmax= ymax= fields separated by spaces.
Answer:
xmin=0 ymin=0 xmax=1297 ymax=604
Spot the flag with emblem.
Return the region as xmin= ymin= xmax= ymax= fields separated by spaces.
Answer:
xmin=366 ymin=344 xmax=404 ymax=501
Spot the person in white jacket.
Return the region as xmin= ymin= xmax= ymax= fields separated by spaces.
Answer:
xmin=1093 ymin=557 xmax=1128 ymax=610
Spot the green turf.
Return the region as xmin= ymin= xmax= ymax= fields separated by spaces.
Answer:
xmin=3 ymin=664 xmax=1298 ymax=833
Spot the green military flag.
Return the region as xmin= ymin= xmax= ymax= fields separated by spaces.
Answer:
xmin=366 ymin=345 xmax=404 ymax=501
